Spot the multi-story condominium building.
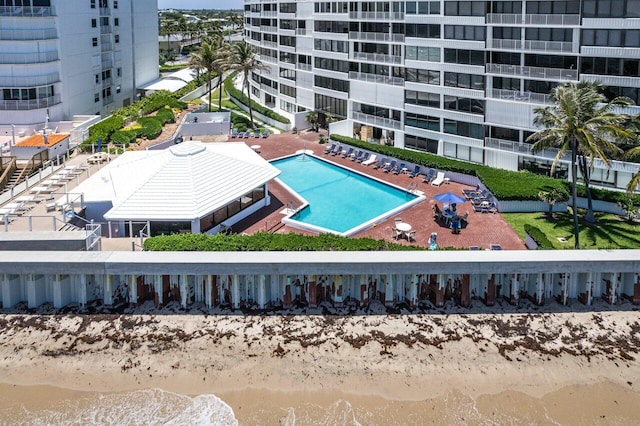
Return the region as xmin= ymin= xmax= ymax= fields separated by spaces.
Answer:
xmin=0 ymin=0 xmax=159 ymax=126
xmin=243 ymin=0 xmax=640 ymax=192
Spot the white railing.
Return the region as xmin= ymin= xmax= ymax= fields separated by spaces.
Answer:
xmin=486 ymin=63 xmax=578 ymax=81
xmin=296 ymin=63 xmax=312 ymax=71
xmin=102 ymin=95 xmax=113 ymax=105
xmin=295 ymin=28 xmax=309 ymax=36
xmin=490 ymin=89 xmax=552 ymax=105
xmin=260 ymin=84 xmax=278 ymax=95
xmin=484 ymin=137 xmax=560 ymax=160
xmin=486 ymin=13 xmax=580 ymax=26
xmin=100 ymin=25 xmax=112 ymax=34
xmin=350 ymin=52 xmax=402 ymax=65
xmin=0 ymin=28 xmax=57 ymax=40
xmin=348 ymin=32 xmax=404 ymax=43
xmin=102 ymin=59 xmax=113 ymax=69
xmin=0 ymin=6 xmax=55 ymax=16
xmin=0 ymin=95 xmax=61 ymax=111
xmin=0 ymin=51 xmax=59 ymax=64
xmin=1 ymin=73 xmax=60 ymax=87
xmin=259 ymin=25 xmax=278 ymax=33
xmin=349 ymin=72 xmax=404 ymax=86
xmin=262 ymin=10 xmax=277 ymax=17
xmin=101 ymin=42 xmax=113 ymax=52
xmin=260 ymin=40 xmax=277 ymax=48
xmin=99 ymin=7 xmax=110 ymax=16
xmin=524 ymin=40 xmax=574 ymax=53
xmin=260 ymin=55 xmax=277 ymax=64
xmin=352 ymin=111 xmax=403 ymax=130
xmin=489 ymin=39 xmax=523 ymax=50
xmin=348 ymin=11 xmax=404 ymax=20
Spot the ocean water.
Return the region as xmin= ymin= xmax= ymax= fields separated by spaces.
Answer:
xmin=2 ymin=389 xmax=238 ymax=426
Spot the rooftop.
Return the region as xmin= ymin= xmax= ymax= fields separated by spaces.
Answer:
xmin=14 ymin=133 xmax=69 ymax=148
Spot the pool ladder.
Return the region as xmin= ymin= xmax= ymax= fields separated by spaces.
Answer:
xmin=407 ymin=182 xmax=418 ymax=193
xmin=286 ymin=200 xmax=300 ymax=214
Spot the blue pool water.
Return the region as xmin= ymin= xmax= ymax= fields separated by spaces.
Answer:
xmin=271 ymin=155 xmax=419 ymax=234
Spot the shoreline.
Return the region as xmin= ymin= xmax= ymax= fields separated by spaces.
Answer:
xmin=1 ymin=311 xmax=640 ymax=423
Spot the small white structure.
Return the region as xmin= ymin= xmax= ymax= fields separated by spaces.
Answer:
xmin=12 ymin=133 xmax=70 ymax=161
xmin=70 ymin=141 xmax=280 ymax=237
xmin=179 ymin=112 xmax=232 ymax=137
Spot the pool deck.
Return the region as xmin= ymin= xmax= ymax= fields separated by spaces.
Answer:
xmin=232 ymin=131 xmax=526 ymax=250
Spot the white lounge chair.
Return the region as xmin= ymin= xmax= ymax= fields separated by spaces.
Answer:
xmin=431 ymin=171 xmax=446 ymax=186
xmin=361 ymin=154 xmax=377 ymax=166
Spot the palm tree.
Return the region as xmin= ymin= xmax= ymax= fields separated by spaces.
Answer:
xmin=159 ymin=20 xmax=178 ymax=60
xmin=624 ymin=115 xmax=640 ymax=195
xmin=305 ymin=111 xmax=319 ymax=132
xmin=228 ymin=41 xmax=268 ymax=128
xmin=528 ymin=82 xmax=633 ymax=248
xmin=189 ymin=39 xmax=217 ymax=110
xmin=210 ymin=37 xmax=230 ymax=111
xmin=538 ymin=188 xmax=568 ymax=219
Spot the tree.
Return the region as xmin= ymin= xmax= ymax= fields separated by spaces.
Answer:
xmin=528 ymin=82 xmax=633 ymax=248
xmin=305 ymin=111 xmax=319 ymax=132
xmin=624 ymin=115 xmax=640 ymax=195
xmin=617 ymin=197 xmax=640 ymax=222
xmin=210 ymin=37 xmax=230 ymax=111
xmin=538 ymin=188 xmax=568 ymax=219
xmin=159 ymin=20 xmax=178 ymax=59
xmin=189 ymin=39 xmax=217 ymax=110
xmin=228 ymin=41 xmax=268 ymax=128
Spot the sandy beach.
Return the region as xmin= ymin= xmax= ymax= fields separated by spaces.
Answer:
xmin=1 ymin=307 xmax=640 ymax=424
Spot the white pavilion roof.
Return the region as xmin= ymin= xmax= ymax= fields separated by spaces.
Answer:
xmin=74 ymin=141 xmax=280 ymax=221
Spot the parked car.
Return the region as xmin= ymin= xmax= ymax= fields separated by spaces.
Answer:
xmin=174 ymin=136 xmax=184 ymax=144
xmin=87 ymin=152 xmax=110 ymax=164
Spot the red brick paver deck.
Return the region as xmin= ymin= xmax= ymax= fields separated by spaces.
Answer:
xmin=232 ymin=131 xmax=526 ymax=250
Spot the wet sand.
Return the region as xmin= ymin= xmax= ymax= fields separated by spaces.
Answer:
xmin=1 ymin=310 xmax=640 ymax=424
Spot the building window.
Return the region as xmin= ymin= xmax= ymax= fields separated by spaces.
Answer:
xmin=444 ymin=96 xmax=485 ymax=114
xmin=95 ymin=74 xmax=99 ymax=84
xmin=443 ymin=119 xmax=484 ymax=139
xmin=405 ymin=90 xmax=440 ymax=108
xmin=444 ymin=72 xmax=485 ymax=90
xmin=314 ymin=94 xmax=347 ymax=118
xmin=405 ymin=134 xmax=439 ymax=154
xmin=280 ymin=84 xmax=296 ymax=98
xmin=114 ymin=18 xmax=119 ymax=26
xmin=405 ymin=113 xmax=440 ymax=131
xmin=444 ymin=49 xmax=485 ymax=66
xmin=444 ymin=25 xmax=486 ymax=41
xmin=117 ymin=67 xmax=122 ymax=77
xmin=445 ymin=1 xmax=486 ymax=16
xmin=405 ymin=46 xmax=441 ymax=62
xmin=406 ymin=1 xmax=440 ymax=15
xmin=90 ymin=0 xmax=96 ymax=8
xmin=115 ymin=34 xmax=120 ymax=43
xmin=94 ymin=93 xmax=100 ymax=102
xmin=113 ymin=0 xmax=118 ymax=8
xmin=91 ymin=19 xmax=97 ymax=28
xmin=116 ymin=86 xmax=121 ymax=94
xmin=314 ymin=75 xmax=349 ymax=93
xmin=405 ymin=68 xmax=440 ymax=85
xmin=92 ymin=37 xmax=98 ymax=46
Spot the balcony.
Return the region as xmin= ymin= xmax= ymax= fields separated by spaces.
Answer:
xmin=0 ymin=6 xmax=55 ymax=17
xmin=489 ymin=89 xmax=551 ymax=105
xmin=295 ymin=28 xmax=310 ymax=36
xmin=260 ymin=40 xmax=277 ymax=48
xmin=524 ymin=40 xmax=574 ymax=53
xmin=100 ymin=25 xmax=112 ymax=34
xmin=102 ymin=77 xmax=112 ymax=88
xmin=0 ymin=28 xmax=57 ymax=40
xmin=1 ymin=73 xmax=60 ymax=87
xmin=485 ymin=137 xmax=564 ymax=162
xmin=102 ymin=95 xmax=113 ymax=106
xmin=259 ymin=25 xmax=278 ymax=33
xmin=101 ymin=59 xmax=113 ymax=69
xmin=348 ymin=11 xmax=404 ymax=20
xmin=489 ymin=39 xmax=522 ymax=50
xmin=101 ymin=42 xmax=113 ymax=52
xmin=349 ymin=72 xmax=404 ymax=86
xmin=0 ymin=95 xmax=61 ymax=111
xmin=260 ymin=83 xmax=278 ymax=95
xmin=352 ymin=111 xmax=402 ymax=130
xmin=262 ymin=10 xmax=277 ymax=17
xmin=486 ymin=63 xmax=578 ymax=81
xmin=260 ymin=55 xmax=277 ymax=64
xmin=0 ymin=51 xmax=59 ymax=65
xmin=486 ymin=13 xmax=580 ymax=26
xmin=297 ymin=63 xmax=312 ymax=71
xmin=99 ymin=7 xmax=110 ymax=16
xmin=348 ymin=32 xmax=404 ymax=43
xmin=350 ymin=52 xmax=402 ymax=65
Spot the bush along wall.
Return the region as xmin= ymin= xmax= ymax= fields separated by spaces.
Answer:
xmin=523 ymin=224 xmax=554 ymax=249
xmin=223 ymin=77 xmax=291 ymax=125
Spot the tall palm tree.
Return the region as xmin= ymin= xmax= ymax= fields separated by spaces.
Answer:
xmin=159 ymin=20 xmax=178 ymax=60
xmin=210 ymin=36 xmax=230 ymax=111
xmin=228 ymin=41 xmax=268 ymax=128
xmin=624 ymin=115 xmax=640 ymax=195
xmin=189 ymin=39 xmax=217 ymax=110
xmin=528 ymin=82 xmax=633 ymax=248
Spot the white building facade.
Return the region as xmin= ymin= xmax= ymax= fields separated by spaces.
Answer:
xmin=243 ymin=0 xmax=640 ymax=192
xmin=0 ymin=0 xmax=159 ymax=126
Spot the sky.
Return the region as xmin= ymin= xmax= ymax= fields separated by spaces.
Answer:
xmin=158 ymin=0 xmax=243 ymax=10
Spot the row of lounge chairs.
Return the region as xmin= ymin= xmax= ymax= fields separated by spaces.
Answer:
xmin=462 ymin=185 xmax=498 ymax=213
xmin=230 ymin=128 xmax=269 ymax=139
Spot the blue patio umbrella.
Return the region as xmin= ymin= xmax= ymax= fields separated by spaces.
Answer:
xmin=433 ymin=192 xmax=466 ymax=204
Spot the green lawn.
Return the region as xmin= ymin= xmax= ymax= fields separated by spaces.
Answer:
xmin=502 ymin=212 xmax=640 ymax=249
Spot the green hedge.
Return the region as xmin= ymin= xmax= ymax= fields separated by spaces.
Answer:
xmin=110 ymin=129 xmax=138 ymax=145
xmin=85 ymin=115 xmax=124 ymax=148
xmin=155 ymin=106 xmax=175 ymax=124
xmin=231 ymin=112 xmax=253 ymax=132
xmin=223 ymin=77 xmax=291 ymax=125
xmin=136 ymin=116 xmax=164 ymax=139
xmin=331 ymin=135 xmax=566 ymax=201
xmin=174 ymin=71 xmax=216 ymax=99
xmin=524 ymin=224 xmax=554 ymax=249
xmin=144 ymin=232 xmax=425 ymax=251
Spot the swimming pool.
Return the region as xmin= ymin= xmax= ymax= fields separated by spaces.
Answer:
xmin=271 ymin=154 xmax=425 ymax=235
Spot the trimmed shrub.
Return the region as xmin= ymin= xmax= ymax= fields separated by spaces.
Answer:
xmin=136 ymin=116 xmax=163 ymax=139
xmin=144 ymin=232 xmax=426 ymax=252
xmin=110 ymin=129 xmax=138 ymax=145
xmin=83 ymin=115 xmax=124 ymax=148
xmin=523 ymin=224 xmax=554 ymax=249
xmin=223 ymin=77 xmax=291 ymax=125
xmin=155 ymin=106 xmax=175 ymax=124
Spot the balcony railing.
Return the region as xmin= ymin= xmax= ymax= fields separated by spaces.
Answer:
xmin=259 ymin=25 xmax=278 ymax=33
xmin=99 ymin=7 xmax=110 ymax=16
xmin=1 ymin=73 xmax=60 ymax=87
xmin=260 ymin=40 xmax=277 ymax=48
xmin=349 ymin=72 xmax=404 ymax=86
xmin=100 ymin=25 xmax=112 ymax=34
xmin=295 ymin=28 xmax=310 ymax=36
xmin=486 ymin=13 xmax=580 ymax=26
xmin=102 ymin=77 xmax=112 ymax=88
xmin=101 ymin=59 xmax=113 ymax=69
xmin=0 ymin=28 xmax=57 ymax=40
xmin=260 ymin=55 xmax=277 ymax=64
xmin=352 ymin=111 xmax=402 ymax=130
xmin=0 ymin=95 xmax=61 ymax=111
xmin=348 ymin=11 xmax=404 ymax=20
xmin=486 ymin=63 xmax=578 ymax=81
xmin=0 ymin=51 xmax=59 ymax=65
xmin=348 ymin=31 xmax=404 ymax=43
xmin=262 ymin=10 xmax=277 ymax=17
xmin=490 ymin=89 xmax=552 ymax=105
xmin=484 ymin=137 xmax=563 ymax=160
xmin=297 ymin=63 xmax=312 ymax=71
xmin=260 ymin=83 xmax=278 ymax=95
xmin=350 ymin=52 xmax=402 ymax=65
xmin=0 ymin=6 xmax=55 ymax=17
xmin=101 ymin=42 xmax=113 ymax=52
xmin=489 ymin=39 xmax=522 ymax=50
xmin=102 ymin=95 xmax=114 ymax=106
xmin=524 ymin=40 xmax=574 ymax=53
